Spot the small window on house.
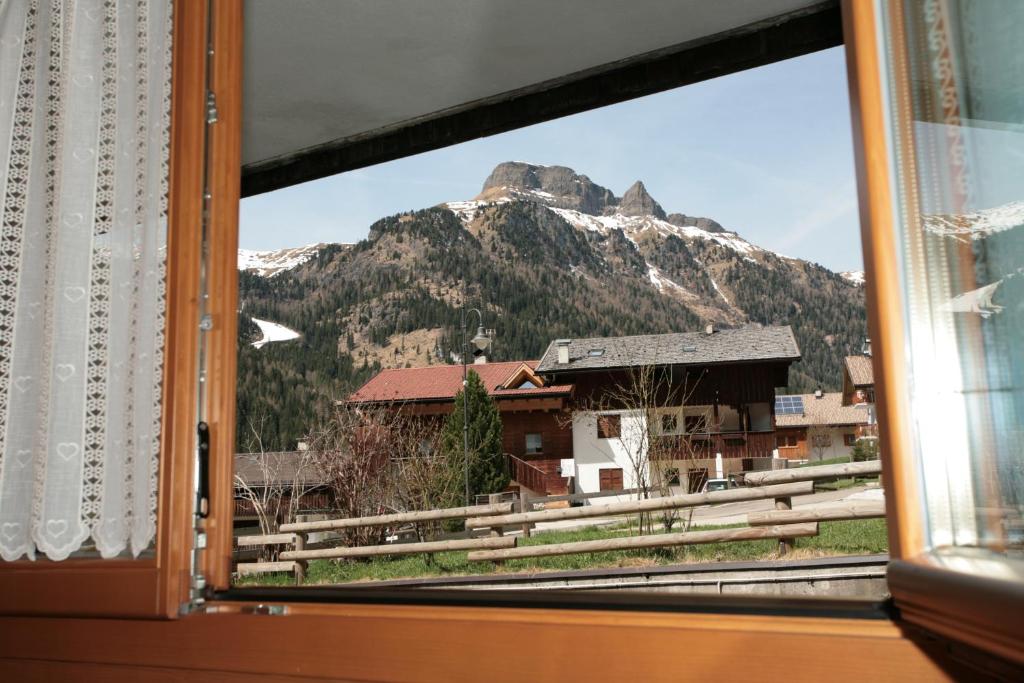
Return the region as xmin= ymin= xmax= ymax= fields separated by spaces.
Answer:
xmin=525 ymin=433 xmax=543 ymax=454
xmin=517 ymin=380 xmax=537 ymax=389
xmin=663 ymin=467 xmax=680 ymax=485
xmin=776 ymin=434 xmax=798 ymax=448
xmin=597 ymin=414 xmax=621 ymax=439
xmin=684 ymin=414 xmax=707 ymax=434
xmin=843 ymin=433 xmax=857 ymax=447
xmin=661 ymin=413 xmax=678 ymax=434
xmin=599 ymin=468 xmax=624 ymax=491
xmin=588 ymin=348 xmax=605 ymax=357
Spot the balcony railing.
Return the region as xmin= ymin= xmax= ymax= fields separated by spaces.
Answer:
xmin=505 ymin=452 xmax=551 ymax=495
xmin=656 ymin=430 xmax=778 ymax=460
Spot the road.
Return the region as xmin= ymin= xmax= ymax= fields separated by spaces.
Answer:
xmin=529 ymin=484 xmax=884 ymax=534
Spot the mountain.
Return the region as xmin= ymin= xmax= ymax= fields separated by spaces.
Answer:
xmin=238 ymin=243 xmax=347 ymax=277
xmin=236 ymin=161 xmax=867 ymax=450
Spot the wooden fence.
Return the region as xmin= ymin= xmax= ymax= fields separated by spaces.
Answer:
xmin=234 ymin=460 xmax=884 ymax=583
xmin=235 ymin=501 xmax=514 ymax=583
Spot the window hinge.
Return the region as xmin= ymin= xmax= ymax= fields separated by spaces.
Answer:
xmin=240 ymin=604 xmax=289 ymax=616
xmin=206 ymin=91 xmax=218 ymax=124
xmin=178 ymin=573 xmax=208 ymax=616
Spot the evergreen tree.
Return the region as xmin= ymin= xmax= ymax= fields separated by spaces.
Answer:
xmin=441 ymin=370 xmax=507 ymax=503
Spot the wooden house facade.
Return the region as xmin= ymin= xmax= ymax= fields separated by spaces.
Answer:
xmin=536 ymin=325 xmax=801 ymax=495
xmin=347 ymin=361 xmax=575 ymax=496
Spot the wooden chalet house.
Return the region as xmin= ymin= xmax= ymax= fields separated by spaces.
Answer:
xmin=347 ymin=361 xmax=575 ymax=496
xmin=774 ymin=347 xmax=879 ymax=461
xmin=774 ymin=392 xmax=872 ymax=461
xmin=535 ymin=325 xmax=801 ymax=495
xmin=232 ymin=451 xmax=332 ymax=527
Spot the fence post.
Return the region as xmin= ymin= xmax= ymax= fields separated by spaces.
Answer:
xmin=488 ymin=494 xmax=507 ymax=566
xmin=519 ymin=492 xmax=532 ymax=538
xmin=294 ymin=531 xmax=307 ymax=585
xmin=775 ymin=496 xmax=794 ymax=555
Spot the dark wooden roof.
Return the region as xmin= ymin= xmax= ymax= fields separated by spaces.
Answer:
xmin=536 ymin=325 xmax=800 ymax=374
xmin=234 ymin=451 xmax=328 ymax=488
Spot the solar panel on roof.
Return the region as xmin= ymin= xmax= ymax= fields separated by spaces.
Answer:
xmin=774 ymin=395 xmax=804 ymax=415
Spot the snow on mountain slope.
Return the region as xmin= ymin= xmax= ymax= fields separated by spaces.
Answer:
xmin=548 ymin=207 xmax=759 ymax=256
xmin=238 ymin=243 xmax=334 ymax=277
xmin=251 ymin=318 xmax=301 ymax=349
xmin=840 ymin=270 xmax=865 ymax=286
xmin=646 ymin=263 xmax=695 ymax=299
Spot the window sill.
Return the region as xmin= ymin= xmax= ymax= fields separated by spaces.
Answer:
xmin=0 ymin=592 xmax=954 ymax=680
xmin=888 ymin=548 xmax=1024 ymax=666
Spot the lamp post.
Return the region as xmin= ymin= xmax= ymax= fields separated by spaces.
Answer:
xmin=462 ymin=306 xmax=492 ymax=507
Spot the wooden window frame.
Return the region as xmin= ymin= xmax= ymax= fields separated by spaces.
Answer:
xmin=842 ymin=0 xmax=1024 ymax=666
xmin=0 ymin=0 xmax=1019 ymax=678
xmin=0 ymin=0 xmax=237 ymax=619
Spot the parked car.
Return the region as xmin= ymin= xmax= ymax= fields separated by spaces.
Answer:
xmin=703 ymin=478 xmax=732 ymax=493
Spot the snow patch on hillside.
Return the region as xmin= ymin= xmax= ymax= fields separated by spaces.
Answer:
xmin=251 ymin=318 xmax=301 ymax=349
xmin=239 ymin=243 xmax=332 ymax=277
xmin=646 ymin=264 xmax=694 ymax=299
xmin=548 ymin=207 xmax=759 ymax=256
xmin=840 ymin=270 xmax=865 ymax=286
xmin=444 ymin=198 xmax=512 ymax=224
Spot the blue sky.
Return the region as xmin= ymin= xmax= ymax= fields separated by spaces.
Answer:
xmin=240 ymin=46 xmax=863 ymax=272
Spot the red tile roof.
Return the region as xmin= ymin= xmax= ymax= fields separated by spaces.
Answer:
xmin=348 ymin=361 xmax=573 ymax=403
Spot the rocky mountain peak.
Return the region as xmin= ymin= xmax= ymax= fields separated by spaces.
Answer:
xmin=666 ymin=213 xmax=726 ymax=233
xmin=480 ymin=161 xmax=616 ymax=215
xmin=616 ymin=180 xmax=666 ymax=220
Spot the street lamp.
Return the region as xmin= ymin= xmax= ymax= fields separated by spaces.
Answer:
xmin=462 ymin=307 xmax=492 ymax=507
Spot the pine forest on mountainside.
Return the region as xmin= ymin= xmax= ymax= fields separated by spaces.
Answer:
xmin=236 ymin=162 xmax=866 ymax=452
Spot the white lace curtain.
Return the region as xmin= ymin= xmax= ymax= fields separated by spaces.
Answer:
xmin=0 ymin=0 xmax=172 ymax=561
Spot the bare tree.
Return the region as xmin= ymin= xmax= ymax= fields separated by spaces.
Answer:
xmin=304 ymin=402 xmax=463 ymax=547
xmin=305 ymin=403 xmax=397 ymax=548
xmin=807 ymin=426 xmax=832 ymax=462
xmin=234 ymin=415 xmax=321 ymax=559
xmin=572 ymin=364 xmax=709 ymax=535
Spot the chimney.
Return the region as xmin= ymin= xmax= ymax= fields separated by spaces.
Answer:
xmin=705 ymin=323 xmax=714 ymax=336
xmin=473 ymin=350 xmax=487 ymax=365
xmin=555 ymin=339 xmax=571 ymax=364
xmin=862 ymin=338 xmax=872 ymax=357
xmin=814 ymin=388 xmax=823 ymax=399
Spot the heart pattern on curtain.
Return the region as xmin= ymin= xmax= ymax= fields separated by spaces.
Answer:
xmin=0 ymin=0 xmax=172 ymax=561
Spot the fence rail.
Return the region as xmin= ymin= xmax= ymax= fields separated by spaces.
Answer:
xmin=234 ymin=460 xmax=886 ymax=584
xmin=465 ymin=482 xmax=813 ymax=529
xmin=236 ymin=500 xmax=513 ymax=582
xmin=743 ymin=460 xmax=881 ymax=486
xmin=467 ymin=523 xmax=820 ymax=562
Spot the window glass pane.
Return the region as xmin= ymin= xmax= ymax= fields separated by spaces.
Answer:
xmin=881 ymin=0 xmax=1024 ymax=550
xmin=233 ymin=43 xmax=885 ymax=596
xmin=525 ymin=433 xmax=543 ymax=453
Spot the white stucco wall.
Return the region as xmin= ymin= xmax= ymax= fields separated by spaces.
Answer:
xmin=807 ymin=426 xmax=858 ymax=461
xmin=572 ymin=409 xmax=648 ymax=502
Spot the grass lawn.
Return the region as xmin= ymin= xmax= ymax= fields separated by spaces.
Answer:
xmin=236 ymin=518 xmax=889 ymax=587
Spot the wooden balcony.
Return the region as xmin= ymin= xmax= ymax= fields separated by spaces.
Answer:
xmin=655 ymin=430 xmax=778 ymax=460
